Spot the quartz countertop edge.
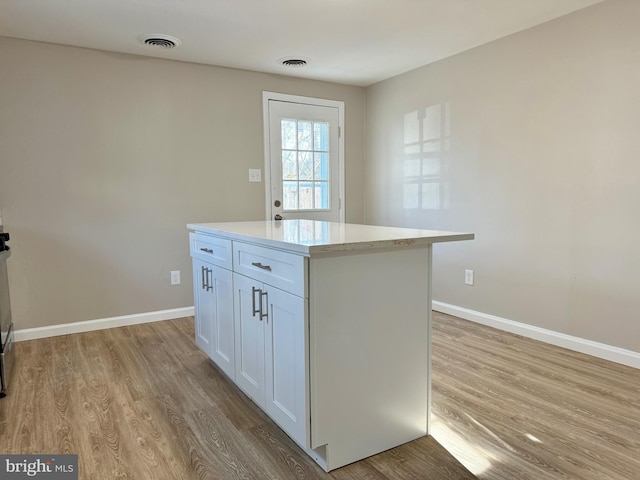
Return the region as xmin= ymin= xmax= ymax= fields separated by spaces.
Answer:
xmin=188 ymin=221 xmax=474 ymax=256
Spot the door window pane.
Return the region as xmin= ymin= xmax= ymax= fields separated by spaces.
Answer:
xmin=282 ymin=151 xmax=297 ymax=180
xmin=315 ymin=183 xmax=329 ymax=209
xmin=283 ymin=181 xmax=298 ymax=209
xmin=282 ymin=120 xmax=297 ymax=149
xmin=314 ymin=153 xmax=328 ymax=180
xmin=314 ymin=123 xmax=329 ymax=151
xmin=281 ymin=118 xmax=330 ymax=211
xmin=298 ymin=121 xmax=313 ymax=151
xmin=299 ymin=182 xmax=314 ymax=209
xmin=299 ymin=152 xmax=313 ymax=180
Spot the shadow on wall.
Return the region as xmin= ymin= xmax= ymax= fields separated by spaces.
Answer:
xmin=401 ymin=103 xmax=451 ymax=212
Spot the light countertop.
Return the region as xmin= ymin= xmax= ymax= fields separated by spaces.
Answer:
xmin=188 ymin=220 xmax=474 ymax=255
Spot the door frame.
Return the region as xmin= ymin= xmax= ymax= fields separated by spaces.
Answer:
xmin=262 ymin=91 xmax=346 ymax=222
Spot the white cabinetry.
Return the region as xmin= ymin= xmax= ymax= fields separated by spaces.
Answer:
xmin=192 ymin=258 xmax=214 ymax=355
xmin=188 ymin=220 xmax=474 ymax=472
xmin=190 ymin=233 xmax=310 ymax=449
xmin=190 ymin=234 xmax=234 ymax=379
xmin=233 ymin=272 xmax=265 ymax=406
xmin=264 ymin=286 xmax=308 ymax=448
xmin=232 ymin=242 xmax=309 ymax=449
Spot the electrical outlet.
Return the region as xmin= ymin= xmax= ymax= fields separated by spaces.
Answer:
xmin=170 ymin=270 xmax=181 ymax=285
xmin=464 ymin=269 xmax=474 ymax=286
xmin=248 ymin=169 xmax=262 ymax=182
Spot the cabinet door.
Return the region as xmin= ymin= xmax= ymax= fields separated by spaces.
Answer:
xmin=193 ymin=260 xmax=235 ymax=378
xmin=233 ymin=273 xmax=266 ymax=409
xmin=265 ymin=286 xmax=309 ymax=448
xmin=209 ymin=265 xmax=234 ymax=379
xmin=193 ymin=259 xmax=214 ymax=358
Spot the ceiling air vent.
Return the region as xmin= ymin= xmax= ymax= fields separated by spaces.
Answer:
xmin=139 ymin=34 xmax=181 ymax=49
xmin=278 ymin=57 xmax=310 ymax=68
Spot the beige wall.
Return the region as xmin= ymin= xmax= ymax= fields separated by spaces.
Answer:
xmin=365 ymin=0 xmax=640 ymax=353
xmin=3 ymin=0 xmax=637 ymax=356
xmin=0 ymin=37 xmax=365 ymax=329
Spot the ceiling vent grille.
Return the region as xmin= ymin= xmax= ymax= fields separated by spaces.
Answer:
xmin=139 ymin=34 xmax=181 ymax=49
xmin=279 ymin=58 xmax=309 ymax=68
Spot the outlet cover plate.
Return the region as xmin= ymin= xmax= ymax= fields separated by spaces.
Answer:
xmin=465 ymin=269 xmax=474 ymax=286
xmin=249 ymin=169 xmax=262 ymax=182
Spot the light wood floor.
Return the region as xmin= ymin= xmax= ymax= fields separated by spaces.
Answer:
xmin=0 ymin=313 xmax=638 ymax=479
xmin=431 ymin=312 xmax=640 ymax=480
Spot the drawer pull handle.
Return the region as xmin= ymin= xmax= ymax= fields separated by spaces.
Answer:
xmin=200 ymin=247 xmax=214 ymax=254
xmin=251 ymin=262 xmax=272 ymax=271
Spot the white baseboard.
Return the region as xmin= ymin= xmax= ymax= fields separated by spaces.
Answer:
xmin=14 ymin=306 xmax=195 ymax=342
xmin=432 ymin=301 xmax=640 ymax=370
xmin=15 ymin=302 xmax=639 ymax=369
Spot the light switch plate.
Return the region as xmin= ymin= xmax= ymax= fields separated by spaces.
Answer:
xmin=465 ymin=269 xmax=474 ymax=286
xmin=249 ymin=169 xmax=262 ymax=182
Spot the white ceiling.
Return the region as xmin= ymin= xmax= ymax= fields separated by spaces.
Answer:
xmin=0 ymin=0 xmax=605 ymax=86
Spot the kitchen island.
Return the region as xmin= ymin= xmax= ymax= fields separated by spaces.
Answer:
xmin=187 ymin=220 xmax=473 ymax=471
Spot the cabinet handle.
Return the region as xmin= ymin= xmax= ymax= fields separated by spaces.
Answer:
xmin=206 ymin=268 xmax=213 ymax=291
xmin=201 ymin=265 xmax=207 ymax=290
xmin=251 ymin=286 xmax=261 ymax=318
xmin=200 ymin=247 xmax=214 ymax=254
xmin=251 ymin=262 xmax=272 ymax=271
xmin=260 ymin=290 xmax=268 ymax=322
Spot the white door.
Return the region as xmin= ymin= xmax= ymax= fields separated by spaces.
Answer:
xmin=264 ymin=285 xmax=309 ymax=448
xmin=209 ymin=265 xmax=234 ymax=379
xmin=264 ymin=93 xmax=344 ymax=222
xmin=233 ymin=273 xmax=266 ymax=409
xmin=193 ymin=259 xmax=214 ymax=358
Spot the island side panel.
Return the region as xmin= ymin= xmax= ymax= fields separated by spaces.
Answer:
xmin=309 ymin=245 xmax=431 ymax=471
xmin=426 ymin=244 xmax=433 ymax=436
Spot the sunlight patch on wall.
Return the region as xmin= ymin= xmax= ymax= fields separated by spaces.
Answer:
xmin=402 ymin=103 xmax=451 ymax=210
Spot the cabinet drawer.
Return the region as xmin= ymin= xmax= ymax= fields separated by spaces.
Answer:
xmin=190 ymin=233 xmax=232 ymax=269
xmin=233 ymin=242 xmax=306 ymax=297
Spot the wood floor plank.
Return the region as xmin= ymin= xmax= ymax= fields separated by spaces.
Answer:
xmin=363 ymin=436 xmax=477 ymax=480
xmin=431 ymin=311 xmax=640 ymax=480
xmin=240 ymin=421 xmax=328 ymax=479
xmin=182 ymin=406 xmax=265 ymax=480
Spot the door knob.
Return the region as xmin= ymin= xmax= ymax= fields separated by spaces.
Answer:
xmin=274 ymin=214 xmax=283 ymax=220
